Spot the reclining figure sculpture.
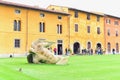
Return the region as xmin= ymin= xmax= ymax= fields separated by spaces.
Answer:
xmin=27 ymin=39 xmax=69 ymax=65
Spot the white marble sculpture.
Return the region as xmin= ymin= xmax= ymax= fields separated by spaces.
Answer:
xmin=27 ymin=39 xmax=69 ymax=65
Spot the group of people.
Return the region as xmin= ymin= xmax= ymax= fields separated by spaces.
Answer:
xmin=81 ymin=49 xmax=93 ymax=55
xmin=65 ymin=48 xmax=71 ymax=55
xmin=53 ymin=47 xmax=71 ymax=55
xmin=95 ymin=47 xmax=103 ymax=55
xmin=52 ymin=47 xmax=104 ymax=55
xmin=80 ymin=47 xmax=104 ymax=55
xmin=50 ymin=47 xmax=116 ymax=55
xmin=81 ymin=47 xmax=116 ymax=55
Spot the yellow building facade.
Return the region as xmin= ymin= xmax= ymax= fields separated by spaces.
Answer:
xmin=0 ymin=1 xmax=106 ymax=55
xmin=2 ymin=1 xmax=120 ymax=56
xmin=0 ymin=1 xmax=69 ymax=55
xmin=0 ymin=4 xmax=27 ymax=54
xmin=48 ymin=5 xmax=105 ymax=54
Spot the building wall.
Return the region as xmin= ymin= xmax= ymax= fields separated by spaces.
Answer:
xmin=0 ymin=4 xmax=69 ymax=54
xmin=0 ymin=5 xmax=27 ymax=54
xmin=47 ymin=5 xmax=68 ymax=13
xmin=27 ymin=10 xmax=69 ymax=54
xmin=69 ymin=10 xmax=105 ymax=53
xmin=104 ymin=16 xmax=120 ymax=54
xmin=1 ymin=4 xmax=120 ymax=55
xmin=47 ymin=5 xmax=105 ymax=54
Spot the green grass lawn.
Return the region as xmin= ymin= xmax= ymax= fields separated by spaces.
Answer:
xmin=1 ymin=55 xmax=120 ymax=80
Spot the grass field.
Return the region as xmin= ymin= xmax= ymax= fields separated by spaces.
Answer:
xmin=0 ymin=55 xmax=120 ymax=80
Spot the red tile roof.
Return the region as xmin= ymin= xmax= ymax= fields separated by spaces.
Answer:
xmin=0 ymin=1 xmax=69 ymax=15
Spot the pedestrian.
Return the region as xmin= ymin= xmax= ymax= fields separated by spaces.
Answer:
xmin=112 ymin=49 xmax=115 ymax=54
xmin=91 ymin=49 xmax=93 ymax=55
xmin=97 ymin=47 xmax=101 ymax=55
xmin=65 ymin=48 xmax=68 ymax=55
xmin=53 ymin=48 xmax=57 ymax=55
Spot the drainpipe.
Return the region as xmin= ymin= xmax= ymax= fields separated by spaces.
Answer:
xmin=68 ymin=15 xmax=71 ymax=50
xmin=104 ymin=16 xmax=106 ymax=54
xmin=25 ymin=9 xmax=28 ymax=55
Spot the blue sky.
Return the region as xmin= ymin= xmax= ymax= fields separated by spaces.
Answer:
xmin=3 ymin=0 xmax=120 ymax=17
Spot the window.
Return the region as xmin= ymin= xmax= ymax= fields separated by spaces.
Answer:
xmin=57 ymin=40 xmax=63 ymax=43
xmin=58 ymin=16 xmax=62 ymax=19
xmin=39 ymin=22 xmax=45 ymax=32
xmin=116 ymin=43 xmax=119 ymax=53
xmin=57 ymin=24 xmax=59 ymax=34
xmin=106 ymin=19 xmax=111 ymax=24
xmin=116 ymin=31 xmax=118 ymax=36
xmin=14 ymin=39 xmax=20 ymax=48
xmin=97 ymin=27 xmax=100 ymax=34
xmin=57 ymin=24 xmax=62 ymax=34
xmin=60 ymin=25 xmax=62 ymax=34
xmin=107 ymin=42 xmax=111 ymax=53
xmin=87 ymin=26 xmax=90 ymax=33
xmin=40 ymin=13 xmax=45 ymax=17
xmin=18 ymin=20 xmax=21 ymax=31
xmin=87 ymin=13 xmax=90 ymax=20
xmin=114 ymin=21 xmax=119 ymax=25
xmin=14 ymin=20 xmax=21 ymax=31
xmin=75 ymin=24 xmax=78 ymax=32
xmin=14 ymin=20 xmax=17 ymax=31
xmin=74 ymin=11 xmax=78 ymax=18
xmin=97 ymin=16 xmax=100 ymax=22
xmin=15 ymin=9 xmax=21 ymax=14
xmin=107 ymin=29 xmax=110 ymax=36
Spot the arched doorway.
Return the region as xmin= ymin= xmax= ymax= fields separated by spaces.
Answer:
xmin=87 ymin=42 xmax=91 ymax=49
xmin=73 ymin=42 xmax=80 ymax=54
xmin=97 ymin=43 xmax=101 ymax=48
xmin=107 ymin=42 xmax=111 ymax=53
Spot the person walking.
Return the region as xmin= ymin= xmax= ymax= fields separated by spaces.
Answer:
xmin=53 ymin=48 xmax=57 ymax=55
xmin=97 ymin=47 xmax=101 ymax=55
xmin=112 ymin=49 xmax=115 ymax=54
xmin=65 ymin=48 xmax=68 ymax=55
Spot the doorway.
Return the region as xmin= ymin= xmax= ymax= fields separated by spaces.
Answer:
xmin=57 ymin=44 xmax=62 ymax=55
xmin=97 ymin=43 xmax=101 ymax=48
xmin=73 ymin=42 xmax=80 ymax=54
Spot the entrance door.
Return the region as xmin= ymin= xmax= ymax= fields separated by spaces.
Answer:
xmin=107 ymin=42 xmax=111 ymax=53
xmin=73 ymin=42 xmax=80 ymax=54
xmin=87 ymin=42 xmax=91 ymax=49
xmin=57 ymin=40 xmax=63 ymax=55
xmin=57 ymin=44 xmax=62 ymax=55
